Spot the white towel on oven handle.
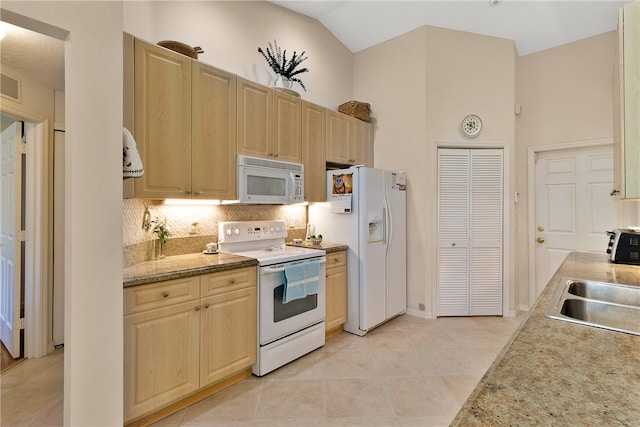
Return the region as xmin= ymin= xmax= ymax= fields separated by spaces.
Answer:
xmin=282 ymin=261 xmax=319 ymax=303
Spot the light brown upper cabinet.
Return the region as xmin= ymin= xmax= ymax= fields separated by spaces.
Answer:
xmin=302 ymin=101 xmax=327 ymax=202
xmin=614 ymin=1 xmax=640 ymax=199
xmin=350 ymin=116 xmax=373 ymax=167
xmin=237 ymin=78 xmax=272 ymax=160
xmin=192 ymin=62 xmax=237 ymax=200
xmin=273 ymin=89 xmax=303 ymax=163
xmin=125 ymin=35 xmax=236 ymax=200
xmin=237 ymin=79 xmax=303 ymax=163
xmin=326 ymin=110 xmax=373 ymax=167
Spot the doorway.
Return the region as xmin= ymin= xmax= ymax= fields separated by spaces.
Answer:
xmin=0 ymin=120 xmax=24 ymax=359
xmin=0 ymin=113 xmax=52 ymax=359
xmin=528 ymin=140 xmax=638 ymax=304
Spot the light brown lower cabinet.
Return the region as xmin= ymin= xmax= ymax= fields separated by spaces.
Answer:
xmin=124 ymin=267 xmax=257 ymax=423
xmin=325 ymin=250 xmax=347 ymax=337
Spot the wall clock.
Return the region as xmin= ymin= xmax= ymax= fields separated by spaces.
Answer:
xmin=461 ymin=114 xmax=482 ymax=137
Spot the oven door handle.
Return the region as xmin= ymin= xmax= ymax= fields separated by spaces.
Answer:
xmin=261 ymin=259 xmax=326 ymax=274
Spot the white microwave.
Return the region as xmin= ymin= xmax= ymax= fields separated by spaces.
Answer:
xmin=237 ymin=155 xmax=304 ymax=204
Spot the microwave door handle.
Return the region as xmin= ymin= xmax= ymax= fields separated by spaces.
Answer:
xmin=289 ymin=172 xmax=295 ymax=201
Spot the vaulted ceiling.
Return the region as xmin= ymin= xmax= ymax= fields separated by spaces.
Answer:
xmin=270 ymin=1 xmax=627 ymax=55
xmin=0 ymin=1 xmax=628 ymax=93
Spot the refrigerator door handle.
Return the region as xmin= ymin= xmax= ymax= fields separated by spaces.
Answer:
xmin=382 ymin=207 xmax=387 ymax=245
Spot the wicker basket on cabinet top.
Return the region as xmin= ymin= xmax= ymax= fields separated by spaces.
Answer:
xmin=338 ymin=101 xmax=371 ymax=122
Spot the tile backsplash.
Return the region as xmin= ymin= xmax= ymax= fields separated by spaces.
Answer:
xmin=123 ymin=199 xmax=307 ymax=267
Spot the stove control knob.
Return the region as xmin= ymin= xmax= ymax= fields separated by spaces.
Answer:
xmin=270 ymin=226 xmax=274 ymax=233
xmin=226 ymin=228 xmax=232 ymax=236
xmin=234 ymin=228 xmax=240 ymax=236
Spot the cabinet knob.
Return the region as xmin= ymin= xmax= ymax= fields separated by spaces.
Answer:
xmin=184 ymin=190 xmax=192 ymax=195
xmin=537 ymin=237 xmax=545 ymax=244
xmin=228 ymin=279 xmax=236 ymax=284
xmin=273 ymin=153 xmax=279 ymax=157
xmin=203 ymin=303 xmax=210 ymax=309
xmin=194 ymin=306 xmax=201 ymax=312
xmin=194 ymin=190 xmax=201 ymax=195
xmin=162 ymin=292 xmax=169 ymax=298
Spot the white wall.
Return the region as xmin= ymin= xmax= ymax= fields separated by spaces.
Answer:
xmin=353 ymin=27 xmax=430 ymax=315
xmin=123 ymin=1 xmax=353 ymax=111
xmin=354 ymin=26 xmax=517 ymax=317
xmin=2 ymin=2 xmax=123 ymax=425
xmin=515 ymin=32 xmax=627 ymax=308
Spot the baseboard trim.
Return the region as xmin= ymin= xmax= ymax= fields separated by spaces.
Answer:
xmin=406 ymin=308 xmax=434 ymax=319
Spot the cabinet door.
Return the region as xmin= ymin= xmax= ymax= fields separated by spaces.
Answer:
xmin=623 ymin=1 xmax=640 ymax=198
xmin=350 ymin=118 xmax=373 ymax=167
xmin=325 ymin=251 xmax=347 ymax=331
xmin=326 ymin=110 xmax=351 ymax=164
xmin=302 ymin=101 xmax=326 ymax=201
xmin=200 ymin=286 xmax=257 ymax=386
xmin=613 ymin=9 xmax=623 ymax=197
xmin=192 ymin=63 xmax=237 ymax=200
xmin=273 ymin=89 xmax=302 ymax=163
xmin=134 ymin=39 xmax=192 ymax=198
xmin=124 ymin=301 xmax=200 ymax=421
xmin=237 ymin=78 xmax=272 ymax=159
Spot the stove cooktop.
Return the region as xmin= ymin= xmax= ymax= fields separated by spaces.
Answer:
xmin=224 ymin=244 xmax=325 ymax=266
xmin=217 ymin=220 xmax=325 ymax=265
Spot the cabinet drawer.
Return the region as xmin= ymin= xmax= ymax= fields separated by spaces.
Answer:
xmin=124 ymin=276 xmax=200 ymax=315
xmin=201 ymin=266 xmax=257 ymax=297
xmin=326 ymin=251 xmax=347 ymax=270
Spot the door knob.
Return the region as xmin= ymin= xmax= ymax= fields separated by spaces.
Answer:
xmin=537 ymin=226 xmax=544 ymax=232
xmin=537 ymin=237 xmax=545 ymax=244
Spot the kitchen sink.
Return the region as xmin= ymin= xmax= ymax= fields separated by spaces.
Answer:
xmin=545 ymin=278 xmax=640 ymax=336
xmin=567 ymin=280 xmax=640 ymax=307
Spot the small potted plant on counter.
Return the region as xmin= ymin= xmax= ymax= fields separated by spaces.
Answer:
xmin=258 ymin=39 xmax=309 ymax=93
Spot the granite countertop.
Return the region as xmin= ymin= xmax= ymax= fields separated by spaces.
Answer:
xmin=451 ymin=252 xmax=640 ymax=426
xmin=286 ymin=241 xmax=348 ymax=253
xmin=123 ymin=252 xmax=258 ymax=288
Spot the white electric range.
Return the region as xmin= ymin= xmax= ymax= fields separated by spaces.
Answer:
xmin=218 ymin=220 xmax=326 ymax=376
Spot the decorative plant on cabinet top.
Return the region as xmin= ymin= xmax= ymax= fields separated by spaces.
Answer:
xmin=258 ymin=39 xmax=309 ymax=92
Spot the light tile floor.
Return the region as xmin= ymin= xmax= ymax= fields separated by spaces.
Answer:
xmin=153 ymin=314 xmax=524 ymax=427
xmin=0 ymin=347 xmax=64 ymax=426
xmin=0 ymin=314 xmax=524 ymax=426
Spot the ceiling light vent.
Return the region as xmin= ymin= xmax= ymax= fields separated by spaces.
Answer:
xmin=1 ymin=72 xmax=21 ymax=102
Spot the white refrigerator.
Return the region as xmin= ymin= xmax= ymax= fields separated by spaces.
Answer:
xmin=309 ymin=166 xmax=407 ymax=336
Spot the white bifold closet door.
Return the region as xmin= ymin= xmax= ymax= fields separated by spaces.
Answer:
xmin=437 ymin=148 xmax=503 ymax=316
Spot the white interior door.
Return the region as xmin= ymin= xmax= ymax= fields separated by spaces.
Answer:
xmin=437 ymin=148 xmax=503 ymax=316
xmin=1 ymin=121 xmax=23 ymax=358
xmin=438 ymin=150 xmax=470 ymax=316
xmin=469 ymin=151 xmax=503 ymax=315
xmin=534 ymin=146 xmax=618 ymax=298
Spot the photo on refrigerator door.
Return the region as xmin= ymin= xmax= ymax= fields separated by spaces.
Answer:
xmin=332 ymin=173 xmax=353 ymax=194
xmin=331 ymin=173 xmax=353 ymax=213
